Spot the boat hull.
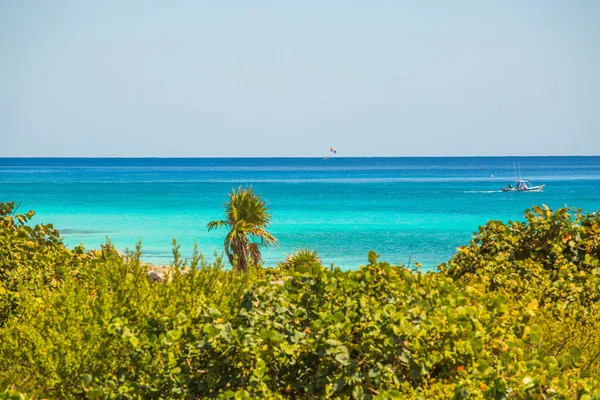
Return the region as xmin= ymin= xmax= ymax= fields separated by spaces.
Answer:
xmin=520 ymin=185 xmax=545 ymax=192
xmin=502 ymin=185 xmax=545 ymax=192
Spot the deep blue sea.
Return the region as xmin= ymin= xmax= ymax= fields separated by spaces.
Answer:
xmin=1 ymin=157 xmax=599 ymax=270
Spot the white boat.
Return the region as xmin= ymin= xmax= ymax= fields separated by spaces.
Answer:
xmin=502 ymin=163 xmax=545 ymax=192
xmin=503 ymin=179 xmax=545 ymax=192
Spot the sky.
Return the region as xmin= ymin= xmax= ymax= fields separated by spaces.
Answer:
xmin=1 ymin=1 xmax=599 ymax=157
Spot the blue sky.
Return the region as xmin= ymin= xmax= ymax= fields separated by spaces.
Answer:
xmin=1 ymin=1 xmax=599 ymax=157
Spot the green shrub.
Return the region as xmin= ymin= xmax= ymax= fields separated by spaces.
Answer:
xmin=0 ymin=202 xmax=101 ymax=326
xmin=440 ymin=205 xmax=600 ymax=374
xmin=440 ymin=206 xmax=600 ymax=313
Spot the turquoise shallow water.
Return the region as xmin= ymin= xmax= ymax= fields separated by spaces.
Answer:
xmin=1 ymin=157 xmax=599 ymax=270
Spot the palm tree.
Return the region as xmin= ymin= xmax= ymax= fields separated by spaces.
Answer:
xmin=207 ymin=187 xmax=277 ymax=272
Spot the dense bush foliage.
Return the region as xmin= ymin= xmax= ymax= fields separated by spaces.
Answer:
xmin=0 ymin=202 xmax=98 ymax=327
xmin=440 ymin=205 xmax=600 ymax=375
xmin=1 ymin=202 xmax=600 ymax=398
xmin=440 ymin=206 xmax=600 ymax=313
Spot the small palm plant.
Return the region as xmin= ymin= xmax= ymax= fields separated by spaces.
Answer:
xmin=207 ymin=187 xmax=277 ymax=272
xmin=280 ymin=248 xmax=322 ymax=270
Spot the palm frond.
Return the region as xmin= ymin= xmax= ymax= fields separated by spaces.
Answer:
xmin=247 ymin=242 xmax=262 ymax=265
xmin=248 ymin=227 xmax=278 ymax=246
xmin=207 ymin=220 xmax=229 ymax=232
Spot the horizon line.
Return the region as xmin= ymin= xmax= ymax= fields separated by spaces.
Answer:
xmin=0 ymin=155 xmax=599 ymax=159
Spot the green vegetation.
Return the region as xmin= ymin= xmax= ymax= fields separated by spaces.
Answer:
xmin=440 ymin=205 xmax=600 ymax=377
xmin=1 ymin=201 xmax=600 ymax=398
xmin=279 ymin=248 xmax=322 ymax=270
xmin=207 ymin=187 xmax=277 ymax=272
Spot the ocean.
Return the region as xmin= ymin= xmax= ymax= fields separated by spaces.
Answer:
xmin=1 ymin=157 xmax=599 ymax=271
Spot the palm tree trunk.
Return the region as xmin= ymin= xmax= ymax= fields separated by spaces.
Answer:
xmin=225 ymin=245 xmax=235 ymax=267
xmin=230 ymin=239 xmax=248 ymax=273
xmin=238 ymin=242 xmax=248 ymax=273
